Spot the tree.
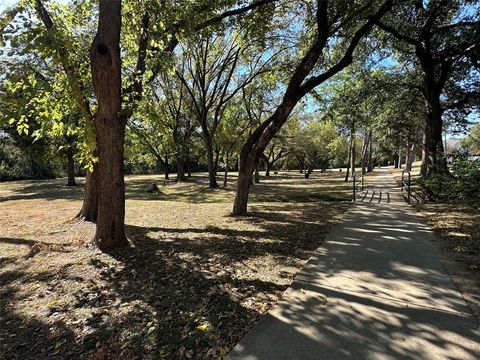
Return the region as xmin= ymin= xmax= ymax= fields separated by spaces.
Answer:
xmin=176 ymin=30 xmax=273 ymax=188
xmin=375 ymin=0 xmax=480 ymax=174
xmin=89 ymin=0 xmax=127 ymax=251
xmin=13 ymin=0 xmax=279 ymax=250
xmin=231 ymin=0 xmax=393 ymax=215
xmin=460 ymin=123 xmax=480 ymax=155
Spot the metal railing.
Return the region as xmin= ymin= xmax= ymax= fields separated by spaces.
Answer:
xmin=401 ymin=169 xmax=411 ymax=204
xmin=352 ymin=171 xmax=364 ymax=202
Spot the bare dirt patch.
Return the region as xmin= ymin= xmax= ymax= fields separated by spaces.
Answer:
xmin=0 ymin=171 xmax=350 ymax=359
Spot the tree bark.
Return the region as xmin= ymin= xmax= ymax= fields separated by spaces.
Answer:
xmin=406 ymin=142 xmax=415 ymax=171
xmin=397 ymin=146 xmax=402 ymax=169
xmin=420 ymin=126 xmax=430 ymax=176
xmin=426 ymin=97 xmax=447 ymax=174
xmin=231 ymin=1 xmax=392 ymax=214
xmin=176 ymin=151 xmax=186 ymax=181
xmin=214 ymin=145 xmax=221 ymax=175
xmin=232 ymin=161 xmax=253 ymax=215
xmin=66 ymin=146 xmax=76 ymax=186
xmin=205 ymin=136 xmax=218 ymax=188
xmin=76 ymin=169 xmax=98 ymax=222
xmin=367 ymin=132 xmax=373 ymax=172
xmin=90 ymin=0 xmax=127 ymax=251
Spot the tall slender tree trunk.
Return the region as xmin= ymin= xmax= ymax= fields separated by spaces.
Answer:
xmin=205 ymin=136 xmax=217 ymax=188
xmin=367 ymin=132 xmax=373 ymax=172
xmin=426 ymin=97 xmax=447 ymax=174
xmin=361 ymin=134 xmax=368 ymax=174
xmin=345 ymin=131 xmax=354 ymax=182
xmin=406 ymin=142 xmax=415 ymax=171
xmin=90 ymin=0 xmax=127 ymax=251
xmin=66 ymin=146 xmax=76 ymax=186
xmin=214 ymin=146 xmax=220 ymax=175
xmin=265 ymin=161 xmax=271 ymax=177
xmin=186 ymin=148 xmax=191 ymax=177
xmin=76 ymin=169 xmax=98 ymax=222
xmin=397 ymin=146 xmax=402 ymax=169
xmin=164 ymin=154 xmax=169 ymax=180
xmin=223 ymin=152 xmax=229 ymax=187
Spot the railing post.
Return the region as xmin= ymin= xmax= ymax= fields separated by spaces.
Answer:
xmin=407 ymin=171 xmax=411 ymax=204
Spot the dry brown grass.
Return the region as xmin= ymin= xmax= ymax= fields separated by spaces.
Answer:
xmin=0 ymin=171 xmax=350 ymax=359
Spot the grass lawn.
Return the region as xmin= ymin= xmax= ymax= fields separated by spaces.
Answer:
xmin=0 ymin=171 xmax=351 ymax=359
xmin=390 ymin=164 xmax=480 ymax=319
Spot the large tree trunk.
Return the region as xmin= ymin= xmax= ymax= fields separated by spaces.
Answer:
xmin=90 ymin=0 xmax=127 ymax=251
xmin=176 ymin=151 xmax=186 ymax=181
xmin=66 ymin=146 xmax=76 ymax=186
xmin=232 ymin=153 xmax=256 ymax=215
xmin=420 ymin=125 xmax=430 ymax=176
xmin=76 ymin=169 xmax=98 ymax=222
xmin=426 ymin=98 xmax=447 ymax=174
xmin=205 ymin=136 xmax=217 ymax=188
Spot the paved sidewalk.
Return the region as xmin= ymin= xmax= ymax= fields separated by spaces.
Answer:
xmin=228 ymin=171 xmax=480 ymax=360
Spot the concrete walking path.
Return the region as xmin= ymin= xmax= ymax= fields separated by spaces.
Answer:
xmin=228 ymin=171 xmax=480 ymax=360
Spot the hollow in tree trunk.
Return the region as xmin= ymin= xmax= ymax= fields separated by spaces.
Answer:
xmin=90 ymin=0 xmax=127 ymax=251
